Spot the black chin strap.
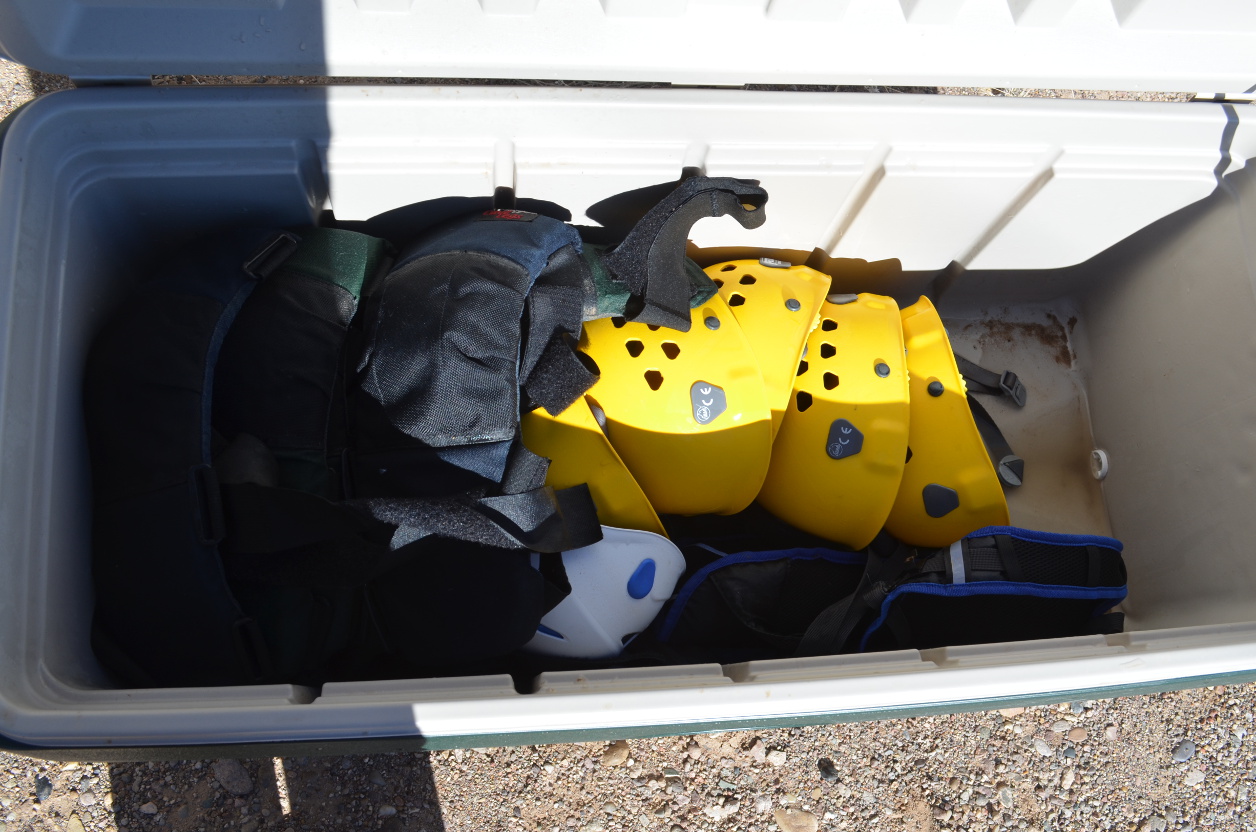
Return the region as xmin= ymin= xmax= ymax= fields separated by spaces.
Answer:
xmin=955 ymin=354 xmax=1027 ymax=488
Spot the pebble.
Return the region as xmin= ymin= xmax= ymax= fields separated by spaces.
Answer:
xmin=139 ymin=803 xmax=158 ymax=815
xmin=1105 ymin=725 xmax=1119 ymax=741
xmin=817 ymin=758 xmax=839 ymax=782
xmin=703 ymin=799 xmax=740 ymax=820
xmin=66 ymin=815 xmax=86 ymax=832
xmin=1184 ymin=769 xmax=1205 ymax=787
xmin=766 ymin=749 xmax=788 ymax=767
xmin=369 ymin=771 xmax=386 ymax=786
xmin=1061 ymin=769 xmax=1075 ymax=791
xmin=379 ymin=806 xmax=397 ymax=817
xmin=998 ymin=708 xmax=1026 ymax=718
xmin=241 ymin=821 xmax=259 ymax=832
xmin=1063 ymin=748 xmax=1077 ymax=759
xmin=79 ymin=790 xmax=96 ymax=807
xmin=1071 ymin=702 xmax=1086 ymax=714
xmin=979 ymin=726 xmax=992 ymax=739
xmin=1067 ymin=728 xmax=1088 ymax=742
xmin=686 ymin=742 xmax=702 ymax=759
xmin=1034 ymin=739 xmax=1053 ymax=757
xmin=581 ymin=824 xmax=605 ymax=832
xmin=212 ymin=759 xmax=254 ymax=796
xmin=33 ymin=775 xmax=51 ymax=803
xmin=1052 ymin=721 xmax=1073 ymax=733
xmin=755 ymin=796 xmax=773 ymax=814
xmin=1172 ymin=740 xmax=1196 ymax=762
xmin=748 ymin=739 xmax=766 ymax=763
xmin=773 ymin=807 xmax=819 ymax=832
xmin=601 ymin=741 xmax=630 ymax=767
xmin=999 ymin=788 xmax=1015 ymax=808
xmin=1140 ymin=817 xmax=1167 ymax=832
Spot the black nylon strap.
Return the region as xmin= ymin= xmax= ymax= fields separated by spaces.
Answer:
xmin=1086 ymin=612 xmax=1125 ymax=635
xmin=795 ymin=539 xmax=918 ymax=657
xmin=1086 ymin=545 xmax=1102 ymax=587
xmin=994 ymin=534 xmax=1027 ymax=583
xmin=969 ymin=395 xmax=1024 ymax=488
xmin=956 ymin=355 xmax=1027 ymax=407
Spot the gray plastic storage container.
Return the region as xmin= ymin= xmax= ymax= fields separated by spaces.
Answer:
xmin=1 ymin=0 xmax=1256 ymax=757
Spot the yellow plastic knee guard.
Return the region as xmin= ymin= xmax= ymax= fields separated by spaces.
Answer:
xmin=521 ymin=396 xmax=667 ymax=538
xmin=579 ymin=295 xmax=774 ymax=516
xmin=708 ymin=259 xmax=830 ymax=438
xmin=757 ymin=293 xmax=910 ymax=549
xmin=884 ymin=296 xmax=1009 ymax=546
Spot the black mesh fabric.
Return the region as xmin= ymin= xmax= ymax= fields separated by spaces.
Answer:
xmin=1014 ymin=539 xmax=1090 ymax=585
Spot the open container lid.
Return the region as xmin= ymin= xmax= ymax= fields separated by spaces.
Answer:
xmin=0 ymin=0 xmax=1254 ymax=93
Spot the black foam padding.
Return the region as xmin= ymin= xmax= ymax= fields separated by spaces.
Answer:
xmin=523 ymin=333 xmax=600 ymax=417
xmin=603 ymin=177 xmax=768 ymax=331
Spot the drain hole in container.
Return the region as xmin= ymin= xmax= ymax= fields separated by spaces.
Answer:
xmin=645 ymin=370 xmax=664 ymax=390
xmin=796 ymin=391 xmax=813 ymax=412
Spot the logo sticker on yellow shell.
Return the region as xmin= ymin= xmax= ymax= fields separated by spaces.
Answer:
xmin=756 ymin=292 xmax=910 ymax=549
xmin=707 ymin=259 xmax=830 ymax=438
xmin=520 ymin=397 xmax=667 ymax=538
xmin=579 ymin=295 xmax=773 ymax=516
xmin=884 ymin=296 xmax=1010 ymax=547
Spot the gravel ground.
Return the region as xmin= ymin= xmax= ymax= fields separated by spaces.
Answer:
xmin=0 ymin=58 xmax=1242 ymax=832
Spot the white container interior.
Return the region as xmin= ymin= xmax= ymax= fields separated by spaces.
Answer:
xmin=2 ymin=84 xmax=1256 ymax=749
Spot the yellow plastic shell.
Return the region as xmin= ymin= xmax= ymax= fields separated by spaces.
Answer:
xmin=579 ymin=295 xmax=773 ymax=516
xmin=757 ymin=293 xmax=910 ymax=549
xmin=709 ymin=259 xmax=830 ymax=438
xmin=885 ymin=297 xmax=1009 ymax=547
xmin=520 ymin=397 xmax=667 ymax=538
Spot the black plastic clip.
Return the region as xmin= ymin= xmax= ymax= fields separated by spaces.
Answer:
xmin=242 ymin=231 xmax=300 ymax=281
xmin=999 ymin=371 xmax=1028 ymax=407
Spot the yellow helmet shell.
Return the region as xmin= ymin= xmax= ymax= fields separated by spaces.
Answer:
xmin=884 ymin=297 xmax=1010 ymax=547
xmin=520 ymin=396 xmax=667 ymax=538
xmin=579 ymin=295 xmax=773 ymax=516
xmin=708 ymin=259 xmax=830 ymax=438
xmin=757 ymin=293 xmax=910 ymax=549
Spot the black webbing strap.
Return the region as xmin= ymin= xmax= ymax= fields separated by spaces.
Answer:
xmin=1086 ymin=612 xmax=1125 ymax=635
xmin=1086 ymin=545 xmax=1102 ymax=587
xmin=956 ymin=355 xmax=1027 ymax=407
xmin=603 ymin=177 xmax=768 ymax=332
xmin=795 ymin=538 xmax=920 ymax=657
xmin=993 ymin=533 xmax=1027 ymax=583
xmin=969 ymin=395 xmax=1025 ymax=488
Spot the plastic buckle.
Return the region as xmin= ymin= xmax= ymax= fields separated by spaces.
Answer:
xmin=999 ymin=371 xmax=1028 ymax=407
xmin=242 ymin=231 xmax=300 ymax=281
